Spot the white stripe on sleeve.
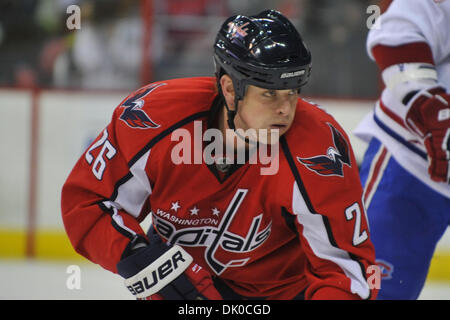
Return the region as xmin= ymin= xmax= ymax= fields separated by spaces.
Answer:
xmin=292 ymin=181 xmax=370 ymax=299
xmin=114 ymin=150 xmax=152 ymax=218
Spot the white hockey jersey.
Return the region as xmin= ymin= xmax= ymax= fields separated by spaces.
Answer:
xmin=354 ymin=0 xmax=450 ymax=198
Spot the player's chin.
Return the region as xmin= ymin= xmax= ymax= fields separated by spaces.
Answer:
xmin=270 ymin=124 xmax=289 ymax=137
xmin=256 ymin=127 xmax=284 ymax=145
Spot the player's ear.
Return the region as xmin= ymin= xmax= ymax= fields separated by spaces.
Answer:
xmin=220 ymin=74 xmax=236 ymax=111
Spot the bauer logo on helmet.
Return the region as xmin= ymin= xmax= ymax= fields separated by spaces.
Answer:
xmin=280 ymin=70 xmax=305 ymax=79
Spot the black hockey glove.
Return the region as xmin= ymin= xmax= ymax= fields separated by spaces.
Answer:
xmin=116 ymin=230 xmax=222 ymax=300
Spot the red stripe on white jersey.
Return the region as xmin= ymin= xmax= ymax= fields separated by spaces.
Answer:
xmin=379 ymin=100 xmax=406 ymax=130
xmin=363 ymin=145 xmax=391 ymax=209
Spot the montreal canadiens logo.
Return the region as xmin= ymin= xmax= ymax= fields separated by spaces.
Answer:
xmin=152 ymin=189 xmax=272 ymax=275
xmin=376 ymin=259 xmax=394 ymax=280
xmin=119 ymin=83 xmax=166 ymax=129
xmin=297 ymin=123 xmax=351 ymax=177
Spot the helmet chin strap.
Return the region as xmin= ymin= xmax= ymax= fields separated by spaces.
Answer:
xmin=225 ymin=95 xmax=258 ymax=146
xmin=226 ymin=110 xmax=237 ymax=131
xmin=224 ymin=93 xmax=239 ymax=131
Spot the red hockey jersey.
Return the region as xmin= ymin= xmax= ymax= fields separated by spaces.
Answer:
xmin=61 ymin=77 xmax=377 ymax=300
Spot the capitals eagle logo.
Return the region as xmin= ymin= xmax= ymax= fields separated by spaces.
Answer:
xmin=119 ymin=83 xmax=166 ymax=129
xmin=297 ymin=123 xmax=351 ymax=177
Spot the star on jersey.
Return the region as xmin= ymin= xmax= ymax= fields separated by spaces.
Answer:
xmin=168 ymin=202 xmax=221 ymax=217
xmin=211 ymin=208 xmax=220 ymax=216
xmin=171 ymin=201 xmax=181 ymax=212
xmin=190 ymin=206 xmax=199 ymax=216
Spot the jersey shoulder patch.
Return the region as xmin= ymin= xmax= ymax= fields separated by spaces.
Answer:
xmin=285 ymin=99 xmax=353 ymax=178
xmin=296 ymin=123 xmax=351 ymax=177
xmin=119 ymin=83 xmax=166 ymax=129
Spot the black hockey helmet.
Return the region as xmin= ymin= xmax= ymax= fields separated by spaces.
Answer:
xmin=213 ymin=10 xmax=312 ymax=129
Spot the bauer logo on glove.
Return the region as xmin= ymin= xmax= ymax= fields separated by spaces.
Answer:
xmin=124 ymin=246 xmax=192 ymax=298
xmin=117 ymin=231 xmax=223 ymax=300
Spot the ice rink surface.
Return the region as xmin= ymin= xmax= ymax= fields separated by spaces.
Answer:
xmin=1 ymin=259 xmax=449 ymax=300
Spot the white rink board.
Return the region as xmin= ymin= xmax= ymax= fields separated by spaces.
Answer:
xmin=0 ymin=90 xmax=32 ymax=227
xmin=36 ymin=90 xmax=126 ymax=229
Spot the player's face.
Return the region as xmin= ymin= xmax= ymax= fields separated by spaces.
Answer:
xmin=235 ymin=85 xmax=298 ymax=142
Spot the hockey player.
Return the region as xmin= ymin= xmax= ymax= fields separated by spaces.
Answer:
xmin=62 ymin=10 xmax=377 ymax=300
xmin=355 ymin=0 xmax=450 ymax=299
